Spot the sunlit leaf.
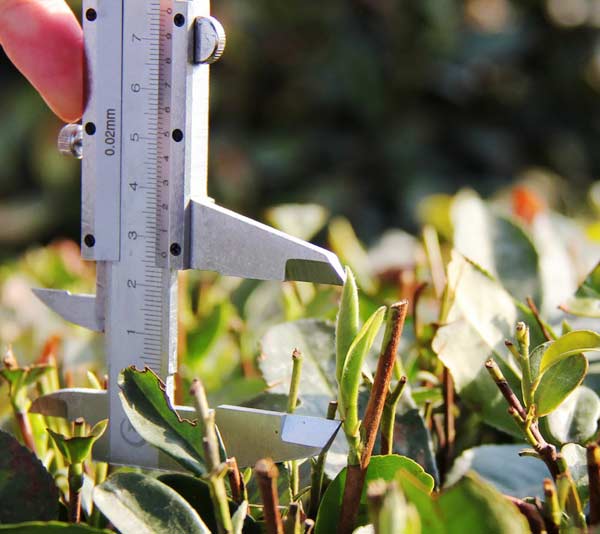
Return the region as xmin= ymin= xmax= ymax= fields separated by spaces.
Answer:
xmin=118 ymin=367 xmax=207 ymax=475
xmin=534 ymin=354 xmax=587 ymax=416
xmin=314 ymin=455 xmax=434 ymax=533
xmin=545 ymin=386 xmax=600 ymax=444
xmin=336 ymin=267 xmax=360 ymax=383
xmin=538 ymin=330 xmax=600 ymax=374
xmin=93 ymin=472 xmax=210 ymax=534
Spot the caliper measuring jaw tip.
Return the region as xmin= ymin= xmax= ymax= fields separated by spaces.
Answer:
xmin=32 ymin=0 xmax=345 ymax=469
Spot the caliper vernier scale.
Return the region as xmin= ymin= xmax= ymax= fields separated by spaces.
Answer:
xmin=31 ymin=0 xmax=344 ymax=469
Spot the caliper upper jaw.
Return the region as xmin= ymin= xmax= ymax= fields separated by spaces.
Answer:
xmin=189 ymin=198 xmax=346 ymax=285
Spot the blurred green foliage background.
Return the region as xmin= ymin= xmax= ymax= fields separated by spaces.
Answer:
xmin=2 ymin=0 xmax=600 ymax=258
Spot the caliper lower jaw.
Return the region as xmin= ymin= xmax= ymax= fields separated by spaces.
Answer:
xmin=33 ymin=201 xmax=344 ymax=331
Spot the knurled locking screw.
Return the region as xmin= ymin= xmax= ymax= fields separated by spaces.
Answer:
xmin=193 ymin=16 xmax=226 ymax=64
xmin=57 ymin=123 xmax=83 ymax=159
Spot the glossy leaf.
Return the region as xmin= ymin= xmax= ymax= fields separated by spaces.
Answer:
xmin=561 ymin=261 xmax=600 ymax=317
xmin=561 ymin=443 xmax=589 ymax=504
xmin=545 ymin=386 xmax=600 ymax=444
xmin=259 ymin=320 xmax=437 ymax=480
xmin=445 ymin=445 xmax=548 ymax=499
xmin=538 ymin=330 xmax=600 ymax=374
xmin=118 ymin=367 xmax=207 ymax=475
xmin=451 ymin=189 xmax=540 ymax=304
xmin=93 ymin=472 xmax=210 ymax=534
xmin=437 ymin=474 xmax=529 ymax=533
xmin=265 ymin=203 xmax=329 ymax=241
xmin=336 ymin=267 xmax=360 ymax=383
xmin=339 ymin=306 xmax=386 ymax=434
xmin=0 ymin=522 xmax=112 ymax=533
xmin=0 ymin=429 xmax=59 ymax=523
xmin=314 ymin=455 xmax=434 ymax=533
xmin=533 ymin=354 xmax=588 ymax=416
xmin=432 ymin=252 xmax=543 ymax=436
xmin=328 ymin=217 xmax=377 ymax=294
xmin=158 ymin=474 xmax=260 ymax=534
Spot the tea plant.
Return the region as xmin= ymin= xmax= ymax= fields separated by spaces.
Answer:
xmin=0 ymin=188 xmax=600 ymax=533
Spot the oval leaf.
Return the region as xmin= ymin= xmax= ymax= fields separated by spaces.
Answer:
xmin=314 ymin=455 xmax=434 ymax=533
xmin=0 ymin=429 xmax=59 ymax=523
xmin=118 ymin=367 xmax=207 ymax=475
xmin=93 ymin=472 xmax=210 ymax=534
xmin=335 ymin=267 xmax=360 ymax=383
xmin=534 ymin=355 xmax=588 ymax=416
xmin=545 ymin=386 xmax=600 ymax=445
xmin=445 ymin=445 xmax=548 ymax=499
xmin=158 ymin=474 xmax=260 ymax=534
xmin=539 ymin=330 xmax=600 ymax=374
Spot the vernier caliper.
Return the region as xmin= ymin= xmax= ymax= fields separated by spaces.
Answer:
xmin=31 ymin=0 xmax=343 ymax=469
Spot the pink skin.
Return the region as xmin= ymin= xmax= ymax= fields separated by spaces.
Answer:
xmin=0 ymin=0 xmax=83 ymax=122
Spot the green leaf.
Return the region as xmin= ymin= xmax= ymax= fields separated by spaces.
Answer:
xmin=340 ymin=306 xmax=386 ymax=434
xmin=538 ymin=330 xmax=600 ymax=374
xmin=314 ymin=455 xmax=434 ymax=533
xmin=258 ymin=320 xmax=437 ymax=481
xmin=451 ymin=189 xmax=541 ymax=304
xmin=432 ymin=251 xmax=542 ymax=436
xmin=561 ymin=443 xmax=589 ymax=505
xmin=0 ymin=430 xmax=59 ymax=523
xmin=545 ymin=386 xmax=600 ymax=444
xmin=0 ymin=522 xmax=112 ymax=533
xmin=437 ymin=474 xmax=529 ymax=533
xmin=118 ymin=367 xmax=207 ymax=475
xmin=561 ymin=261 xmax=600 ymax=317
xmin=265 ymin=203 xmax=329 ymax=241
xmin=445 ymin=445 xmax=548 ymax=499
xmin=47 ymin=420 xmax=107 ymax=465
xmin=328 ymin=217 xmax=377 ymax=294
xmin=336 ymin=267 xmax=360 ymax=383
xmin=533 ymin=354 xmax=588 ymax=416
xmin=93 ymin=472 xmax=210 ymax=534
xmin=158 ymin=474 xmax=260 ymax=534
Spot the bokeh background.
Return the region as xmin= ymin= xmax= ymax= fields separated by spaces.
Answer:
xmin=1 ymin=0 xmax=600 ymax=258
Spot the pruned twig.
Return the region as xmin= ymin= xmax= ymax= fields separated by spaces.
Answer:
xmin=526 ymin=296 xmax=554 ymax=342
xmin=227 ymin=457 xmax=246 ymax=504
xmin=255 ymin=459 xmax=284 ymax=534
xmin=338 ymin=301 xmax=408 ymax=534
xmin=588 ymin=442 xmax=600 ymax=526
xmin=308 ymin=400 xmax=338 ymax=519
xmin=504 ymin=495 xmax=545 ymax=534
xmin=380 ymin=376 xmax=407 ymax=455
xmin=440 ymin=367 xmax=455 ymax=483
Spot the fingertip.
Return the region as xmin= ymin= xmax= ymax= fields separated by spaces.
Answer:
xmin=0 ymin=0 xmax=84 ymax=121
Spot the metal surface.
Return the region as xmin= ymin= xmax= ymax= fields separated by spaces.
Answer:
xmin=33 ymin=0 xmax=345 ymax=469
xmin=32 ymin=289 xmax=103 ymax=332
xmin=194 ymin=16 xmax=226 ymax=64
xmin=57 ymin=124 xmax=83 ymax=159
xmin=190 ymin=199 xmax=345 ymax=284
xmin=81 ymin=0 xmax=123 ymax=261
xmin=31 ymin=391 xmax=341 ymax=469
xmin=216 ymin=405 xmax=341 ymax=467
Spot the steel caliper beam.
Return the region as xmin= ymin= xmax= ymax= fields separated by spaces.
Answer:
xmin=31 ymin=0 xmax=343 ymax=469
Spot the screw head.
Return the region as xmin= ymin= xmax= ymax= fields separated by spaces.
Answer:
xmin=174 ymin=13 xmax=185 ymax=27
xmin=193 ymin=16 xmax=226 ymax=64
xmin=57 ymin=123 xmax=83 ymax=159
xmin=170 ymin=243 xmax=182 ymax=256
xmin=85 ymin=122 xmax=96 ymax=135
xmin=84 ymin=234 xmax=96 ymax=247
xmin=85 ymin=8 xmax=97 ymax=21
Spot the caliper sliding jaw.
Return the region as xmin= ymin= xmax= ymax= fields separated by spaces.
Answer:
xmin=31 ymin=0 xmax=344 ymax=469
